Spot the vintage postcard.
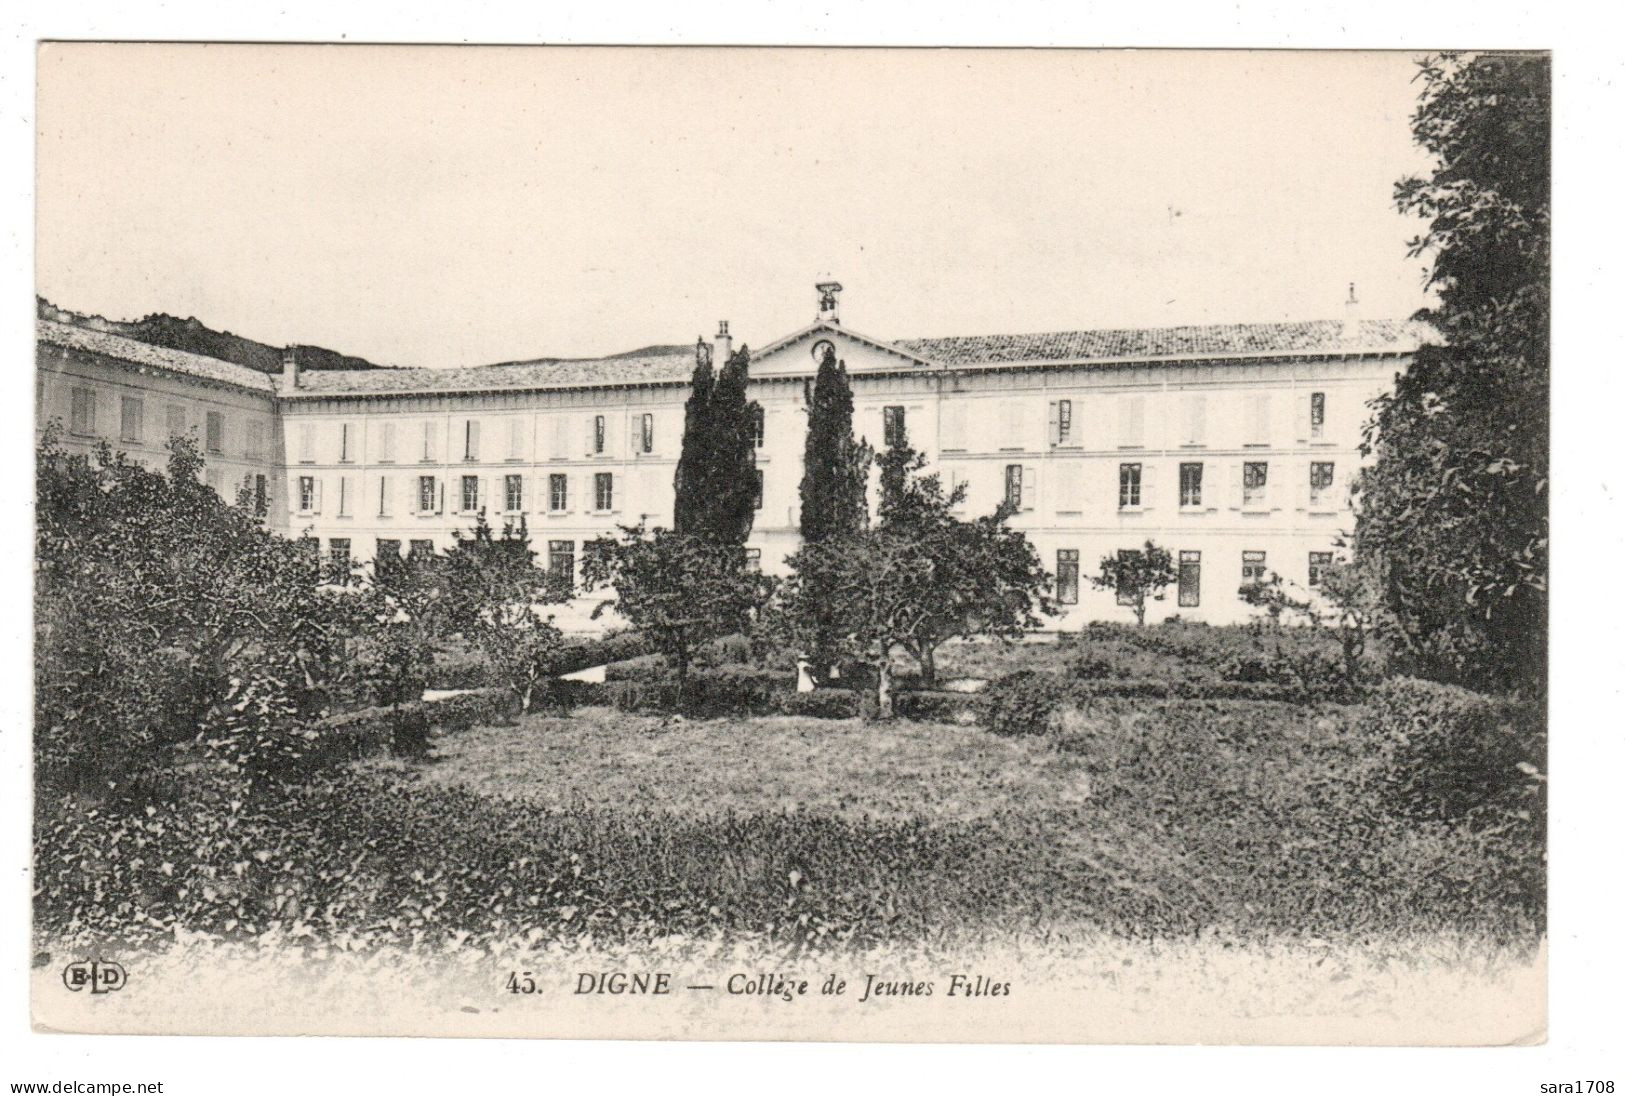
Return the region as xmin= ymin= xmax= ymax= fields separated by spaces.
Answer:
xmin=30 ymin=43 xmax=1548 ymax=1044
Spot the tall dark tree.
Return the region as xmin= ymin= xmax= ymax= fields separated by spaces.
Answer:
xmin=672 ymin=338 xmax=716 ymax=538
xmin=707 ymin=345 xmax=761 ymax=547
xmin=672 ymin=338 xmax=760 ymax=547
xmin=799 ymin=345 xmax=871 ymax=543
xmin=1359 ymin=52 xmax=1549 ymax=693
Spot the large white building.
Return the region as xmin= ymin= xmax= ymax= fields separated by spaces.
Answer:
xmin=36 ymin=282 xmax=1423 ymax=628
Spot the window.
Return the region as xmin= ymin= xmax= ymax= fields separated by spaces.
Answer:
xmin=883 ymin=405 xmax=906 ymax=448
xmin=593 ymin=415 xmax=606 ymax=455
xmin=752 ymin=404 xmax=766 ymax=448
xmin=339 ymin=422 xmax=355 ymax=462
xmin=549 ymin=473 xmax=569 ymax=513
xmin=253 ymin=474 xmax=268 ymax=516
xmin=594 ymin=472 xmax=614 ymax=512
xmin=1308 ymin=551 xmax=1334 ymax=588
xmin=463 ymin=419 xmax=481 ymax=462
xmin=298 ymin=475 xmax=317 ymax=513
xmin=379 ymin=422 xmax=396 ymax=463
xmin=507 ymin=417 xmax=525 ymax=461
xmin=1178 ymin=550 xmax=1202 ymax=608
xmin=1055 ymin=399 xmax=1073 ymax=445
xmin=1243 ymin=461 xmax=1268 ymax=506
xmin=69 ymin=388 xmax=96 ymax=436
xmin=753 ymin=469 xmax=764 ymax=510
xmin=246 ymin=420 xmax=266 ymax=460
xmin=1004 ymin=464 xmax=1024 ymax=510
xmin=378 ymin=475 xmax=390 ymax=516
xmin=1241 ymin=550 xmax=1268 ymax=585
xmin=298 ymin=423 xmax=315 ymax=463
xmin=1246 ymin=394 xmax=1272 ymax=446
xmin=1057 ymin=549 xmax=1080 ymax=605
xmin=421 ymin=422 xmax=437 ymax=463
xmin=1179 ymin=462 xmax=1203 ymax=508
xmin=1118 ymin=463 xmax=1142 ymax=509
xmin=1310 ymin=392 xmax=1326 ymax=439
xmin=375 ymin=539 xmax=402 ymax=574
xmin=640 ymin=413 xmax=654 ymax=454
xmin=1115 ymin=548 xmax=1140 ymax=606
xmin=337 ymin=476 xmax=353 ymax=517
xmin=166 ymin=404 xmax=186 ymax=439
xmin=504 ymin=473 xmax=524 ymax=513
xmin=120 ymin=397 xmax=143 ymax=443
xmin=744 ymin=548 xmax=762 ymax=574
xmin=206 ymin=468 xmax=224 ymax=497
xmin=409 ymin=539 xmax=435 ymax=560
xmin=461 ymin=475 xmax=480 ymax=513
xmin=549 ymin=540 xmax=575 ymax=585
xmin=327 ymin=538 xmax=352 ymax=585
xmin=418 ymin=475 xmax=437 ymax=513
xmin=1118 ymin=395 xmax=1145 ymax=448
xmin=1181 ymin=395 xmax=1207 ymax=446
xmin=206 ymin=411 xmax=224 ymax=454
xmin=1310 ymin=461 xmax=1336 ymax=507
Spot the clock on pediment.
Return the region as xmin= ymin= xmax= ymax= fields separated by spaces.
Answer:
xmin=810 ymin=338 xmax=837 ymax=363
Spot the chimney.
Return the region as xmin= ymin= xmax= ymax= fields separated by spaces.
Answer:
xmin=715 ymin=321 xmax=733 ymax=364
xmin=816 ymin=280 xmax=843 ymax=325
xmin=1341 ymin=283 xmax=1361 ymax=345
xmin=281 ymin=345 xmax=301 ymax=390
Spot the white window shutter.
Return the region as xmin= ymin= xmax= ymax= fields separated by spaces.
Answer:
xmin=436 ymin=480 xmax=445 ymax=514
xmin=1141 ymin=463 xmax=1159 ymax=510
xmin=942 ymin=402 xmax=966 ymax=450
xmin=1022 ymin=466 xmax=1036 ymax=512
xmin=397 ymin=475 xmax=413 ymax=515
xmin=583 ymin=416 xmax=596 ymax=456
xmin=423 ymin=421 xmax=438 ymax=463
xmin=1258 ymin=395 xmax=1273 ymax=446
xmin=1296 ymin=461 xmax=1311 ymax=511
xmin=1297 ymin=393 xmax=1312 ymax=442
xmin=508 ymin=417 xmax=524 ymax=460
xmin=1048 ymin=401 xmax=1060 ymax=447
xmin=312 ymin=477 xmax=324 ymax=514
xmin=345 ymin=475 xmax=358 ymax=515
xmin=1339 ymin=466 xmax=1357 ymax=511
xmin=1228 ymin=462 xmax=1243 ymax=510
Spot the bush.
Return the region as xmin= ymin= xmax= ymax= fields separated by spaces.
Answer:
xmin=892 ymin=690 xmax=983 ymax=724
xmin=982 ymin=670 xmax=1065 ymax=737
xmin=1359 ymin=677 xmax=1546 ymax=826
xmin=426 ymin=647 xmax=494 ymax=690
xmin=777 ymin=689 xmax=862 ymax=720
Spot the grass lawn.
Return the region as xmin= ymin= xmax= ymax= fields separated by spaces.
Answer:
xmin=409 ymin=707 xmax=1093 ymax=822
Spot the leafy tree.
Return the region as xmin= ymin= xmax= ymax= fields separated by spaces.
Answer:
xmin=1092 ymin=540 xmax=1176 ymax=626
xmin=1239 ymin=553 xmax=1386 ymax=687
xmin=581 ymin=524 xmax=773 ymax=687
xmin=1360 ymin=52 xmax=1549 ymax=693
xmin=673 ymin=339 xmax=761 ymax=546
xmin=874 ymin=434 xmax=1052 ymax=686
xmin=35 ymin=429 xmax=358 ymax=791
xmin=437 ymin=512 xmax=568 ymax=713
xmin=779 ymin=434 xmax=1051 ymax=715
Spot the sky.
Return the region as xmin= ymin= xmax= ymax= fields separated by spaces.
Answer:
xmin=36 ymin=45 xmax=1437 ymax=369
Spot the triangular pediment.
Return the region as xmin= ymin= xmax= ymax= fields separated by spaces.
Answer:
xmin=750 ymin=322 xmax=936 ymax=376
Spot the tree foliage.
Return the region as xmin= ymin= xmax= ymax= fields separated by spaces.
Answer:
xmin=779 ymin=433 xmax=1051 ymax=715
xmin=582 ymin=524 xmax=774 ymax=685
xmin=1360 ymin=52 xmax=1549 ymax=693
xmin=35 ymin=431 xmax=363 ymax=791
xmin=436 ymin=512 xmax=568 ymax=712
xmin=799 ymin=345 xmax=871 ymax=543
xmin=1091 ymin=540 xmax=1176 ymax=626
xmin=673 ymin=340 xmax=761 ymax=546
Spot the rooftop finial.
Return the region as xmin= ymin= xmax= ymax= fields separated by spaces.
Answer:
xmin=816 ymin=279 xmax=843 ymax=324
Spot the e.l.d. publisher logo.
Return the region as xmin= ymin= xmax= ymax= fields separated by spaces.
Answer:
xmin=61 ymin=959 xmax=127 ymax=994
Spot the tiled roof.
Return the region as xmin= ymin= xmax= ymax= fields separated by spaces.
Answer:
xmin=37 ymin=319 xmax=277 ymax=393
xmin=892 ymin=318 xmax=1429 ymax=367
xmin=293 ymin=348 xmax=695 ymax=397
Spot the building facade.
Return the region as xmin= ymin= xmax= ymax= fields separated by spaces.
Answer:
xmin=36 ymin=284 xmax=1422 ymax=629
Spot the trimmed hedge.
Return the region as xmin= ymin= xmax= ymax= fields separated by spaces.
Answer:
xmin=312 ymin=688 xmax=514 ymax=763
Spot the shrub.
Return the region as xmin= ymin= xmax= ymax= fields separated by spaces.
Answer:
xmin=982 ymin=670 xmax=1065 ymax=737
xmin=777 ymin=689 xmax=862 ymax=720
xmin=892 ymin=690 xmax=982 ymax=724
xmin=1359 ymin=677 xmax=1546 ymax=826
xmin=426 ymin=647 xmax=494 ymax=690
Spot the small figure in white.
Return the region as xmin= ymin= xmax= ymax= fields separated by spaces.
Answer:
xmin=795 ymin=657 xmax=816 ymax=693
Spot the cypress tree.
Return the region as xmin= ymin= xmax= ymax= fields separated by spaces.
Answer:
xmin=707 ymin=344 xmax=760 ymax=548
xmin=672 ymin=338 xmax=715 ymax=537
xmin=799 ymin=345 xmax=870 ymax=543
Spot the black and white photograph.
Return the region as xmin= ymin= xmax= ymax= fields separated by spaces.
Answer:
xmin=19 ymin=36 xmax=1568 ymax=1063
